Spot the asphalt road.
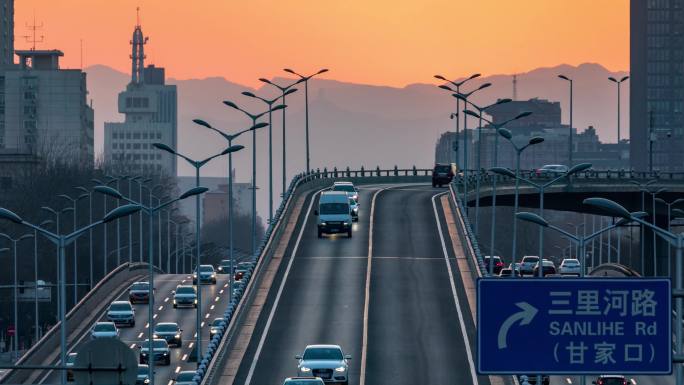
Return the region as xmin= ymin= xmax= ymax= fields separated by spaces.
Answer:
xmin=38 ymin=273 xmax=234 ymax=385
xmin=232 ymin=184 xmax=487 ymax=385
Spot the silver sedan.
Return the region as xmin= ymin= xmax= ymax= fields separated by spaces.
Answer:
xmin=296 ymin=344 xmax=350 ymax=385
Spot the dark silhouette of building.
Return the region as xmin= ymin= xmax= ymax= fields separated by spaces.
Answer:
xmin=631 ymin=0 xmax=684 ymax=171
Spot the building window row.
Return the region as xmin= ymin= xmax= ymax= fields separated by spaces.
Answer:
xmin=125 ymin=97 xmax=150 ymax=109
xmin=112 ymin=131 xmax=163 ymax=140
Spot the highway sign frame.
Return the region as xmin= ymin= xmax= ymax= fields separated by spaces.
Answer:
xmin=477 ymin=277 xmax=672 ymax=375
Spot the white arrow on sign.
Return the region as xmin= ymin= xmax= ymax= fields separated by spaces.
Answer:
xmin=497 ymin=302 xmax=538 ymax=349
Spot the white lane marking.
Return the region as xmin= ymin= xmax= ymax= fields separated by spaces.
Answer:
xmin=164 ymin=297 xmax=169 ymax=303
xmin=359 ymin=186 xmax=391 ymax=385
xmin=432 ymin=192 xmax=479 ymax=385
xmin=167 ymin=380 xmax=174 ymax=385
xmin=219 ymin=289 xmax=224 ymax=294
xmin=188 ymin=342 xmax=194 ymax=349
xmin=194 ymin=332 xmax=197 ymax=338
xmin=201 ymin=321 xmax=205 ymax=328
xmin=205 ymin=313 xmax=210 ymax=319
xmin=566 ymin=379 xmax=572 ymax=384
xmin=214 ymin=296 xmax=220 ymax=302
xmin=138 ymin=332 xmax=144 ymax=339
xmin=145 ymin=323 xmax=149 ymax=329
xmin=158 ymin=305 xmax=164 ymax=311
xmin=223 ymin=283 xmax=228 ymax=288
xmin=244 ymin=188 xmax=325 ymax=385
xmin=182 ymin=354 xmax=188 ymax=361
xmin=630 ymin=379 xmax=636 ymax=385
xmin=130 ymin=343 xmax=136 ymax=349
xmin=153 ymin=314 xmax=158 ymax=319
xmin=210 ymin=305 xmax=215 ymax=310
xmin=175 ymin=366 xmax=181 ymax=374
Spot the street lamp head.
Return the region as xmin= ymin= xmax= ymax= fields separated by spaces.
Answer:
xmin=567 ymin=162 xmax=592 ymax=176
xmin=94 ymin=185 xmax=124 ymax=200
xmin=242 ymin=91 xmax=257 ymax=98
xmin=192 ymin=119 xmax=212 ymax=129
xmin=317 ymin=68 xmax=329 ymax=75
xmin=284 ymin=88 xmax=298 ymax=96
xmin=529 ymin=136 xmax=545 ymax=145
xmin=656 ymin=187 xmax=667 ymax=194
xmin=468 ymin=73 xmax=481 ymax=81
xmin=489 ymin=167 xmax=516 ymax=178
xmin=438 ymin=84 xmax=454 ymax=92
xmin=516 ymin=212 xmax=549 ymax=227
xmin=477 ymin=82 xmax=492 ymax=91
xmin=221 ymin=145 xmax=245 ymax=155
xmin=223 ymin=100 xmax=239 ymax=110
xmin=179 ymin=187 xmax=209 ymax=200
xmin=152 ymin=142 xmax=176 ymax=155
xmin=645 ymin=180 xmax=657 ymax=186
xmin=103 ymin=204 xmax=142 ymax=224
xmin=251 ymin=122 xmax=269 ymax=130
xmin=40 ymin=219 xmax=53 ymax=227
xmin=495 ymin=98 xmax=512 ymax=107
xmin=283 ymin=68 xmax=295 ymax=74
xmin=57 ymin=194 xmax=73 ymax=201
xmin=497 ymin=128 xmax=513 ymax=140
xmin=0 ymin=247 xmax=9 ymax=253
xmin=258 ymin=78 xmax=272 ymax=85
xmin=655 ymin=197 xmax=667 ymax=205
xmin=608 ymin=76 xmax=618 ymax=83
xmin=515 ymin=111 xmax=533 ymax=120
xmin=558 ymin=74 xmax=570 ymax=81
xmin=0 ymin=208 xmax=22 ymax=224
xmin=272 ymin=104 xmax=287 ymax=112
xmin=463 ymin=109 xmax=480 ymax=118
xmin=673 ymin=208 xmax=684 ymax=218
xmin=674 ymin=198 xmax=684 ymax=206
xmin=434 ymin=74 xmax=447 ymax=81
xmin=19 ymin=233 xmax=34 ymax=241
xmin=620 ymin=75 xmax=630 ymax=82
xmin=583 ymin=197 xmax=631 ymax=219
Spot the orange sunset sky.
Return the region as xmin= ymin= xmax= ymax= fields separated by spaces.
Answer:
xmin=14 ymin=0 xmax=629 ymax=87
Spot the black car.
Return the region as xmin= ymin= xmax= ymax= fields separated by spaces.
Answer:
xmin=483 ymin=256 xmax=504 ymax=275
xmin=128 ymin=282 xmax=151 ymax=304
xmin=533 ymin=260 xmax=557 ymax=277
xmin=432 ymin=163 xmax=457 ymax=188
xmin=519 ymin=375 xmax=550 ymax=385
xmin=153 ymin=322 xmax=182 ymax=347
xmin=217 ymin=259 xmax=232 ymax=275
xmin=593 ymin=375 xmax=627 ymax=385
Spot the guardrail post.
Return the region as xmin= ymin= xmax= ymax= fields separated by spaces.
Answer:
xmin=376 ymin=166 xmax=381 ymax=176
xmin=333 ymin=167 xmax=338 ymax=178
xmin=412 ymin=165 xmax=417 ymax=176
xmin=360 ymin=166 xmax=365 ymax=177
xmin=323 ymin=167 xmax=328 ymax=178
xmin=345 ymin=167 xmax=350 ymax=177
xmin=394 ymin=165 xmax=398 ymax=176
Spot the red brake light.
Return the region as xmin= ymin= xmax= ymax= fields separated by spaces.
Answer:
xmin=496 ymin=262 xmax=503 ymax=267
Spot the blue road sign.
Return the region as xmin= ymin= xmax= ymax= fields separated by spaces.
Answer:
xmin=477 ymin=278 xmax=671 ymax=375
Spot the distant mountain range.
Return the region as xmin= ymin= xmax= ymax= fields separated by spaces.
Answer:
xmin=85 ymin=62 xmax=629 ymax=215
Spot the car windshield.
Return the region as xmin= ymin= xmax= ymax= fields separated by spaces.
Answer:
xmin=320 ymin=203 xmax=349 ymax=215
xmin=66 ymin=354 xmax=78 ymax=364
xmin=176 ymin=372 xmax=195 ymax=381
xmin=563 ymin=260 xmax=579 ymax=265
xmin=93 ymin=323 xmax=116 ymax=332
xmin=287 ymin=381 xmax=324 ymax=385
xmin=155 ymin=324 xmax=177 ymax=332
xmin=303 ymin=347 xmax=343 ymax=360
xmin=435 ymin=165 xmax=450 ymax=172
xmin=137 ymin=366 xmax=149 ymax=376
xmin=523 ymin=257 xmax=539 ymax=263
xmin=109 ymin=303 xmax=131 ymax=311
xmin=176 ymin=286 xmax=195 ymax=294
xmin=220 ymin=260 xmax=231 ymax=266
xmin=211 ymin=319 xmax=224 ymax=327
xmin=601 ymin=379 xmax=624 ymax=385
xmin=199 ymin=265 xmax=214 ymax=272
xmin=130 ymin=283 xmax=149 ymax=291
xmin=143 ymin=340 xmax=167 ymax=349
xmin=238 ymin=262 xmax=251 ymax=268
xmin=332 ymin=184 xmax=355 ymax=192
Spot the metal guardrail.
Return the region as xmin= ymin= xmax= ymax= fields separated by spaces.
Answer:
xmin=448 ymin=182 xmax=491 ymax=277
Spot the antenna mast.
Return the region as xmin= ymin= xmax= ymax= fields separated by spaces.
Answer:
xmin=22 ymin=13 xmax=44 ymax=51
xmin=512 ymin=74 xmax=518 ymax=101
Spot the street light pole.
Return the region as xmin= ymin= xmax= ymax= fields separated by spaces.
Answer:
xmin=152 ymin=142 xmax=242 ymax=365
xmin=642 ymin=187 xmax=667 ymax=276
xmin=558 ymin=74 xmax=574 ymax=166
xmin=608 ymin=75 xmax=629 ymax=143
xmin=495 ymin=129 xmax=545 ymax=266
xmin=0 ymin=233 xmax=33 ymax=361
xmin=58 ymin=193 xmax=87 ymax=307
xmin=283 ymin=68 xmax=329 ymax=173
xmin=656 ymin=198 xmax=684 ymax=277
xmin=260 ymin=78 xmax=301 ymax=196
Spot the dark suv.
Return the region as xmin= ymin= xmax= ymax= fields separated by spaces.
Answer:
xmin=432 ymin=163 xmax=456 ymax=187
xmin=483 ymin=256 xmax=504 ymax=275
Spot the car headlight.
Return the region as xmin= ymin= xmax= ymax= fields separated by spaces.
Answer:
xmin=211 ymin=273 xmax=216 ymax=278
xmin=193 ymin=274 xmax=197 ymax=278
xmin=320 ymin=222 xmax=327 ymax=226
xmin=335 ymin=366 xmax=346 ymax=372
xmin=175 ymin=334 xmax=180 ymax=338
xmin=353 ymin=208 xmax=358 ymax=212
xmin=163 ymin=352 xmax=169 ymax=356
xmin=217 ymin=266 xmax=223 ymax=271
xmin=300 ymin=366 xmax=311 ymax=372
xmin=153 ymin=334 xmax=159 ymax=339
xmin=343 ymin=222 xmax=350 ymax=226
xmin=144 ymin=379 xmax=150 ymax=384
xmin=194 ymin=299 xmax=198 ymax=304
xmin=173 ymin=299 xmax=177 ymax=304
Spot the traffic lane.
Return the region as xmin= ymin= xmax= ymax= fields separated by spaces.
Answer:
xmin=366 ymin=185 xmax=484 ymax=385
xmin=147 ymin=275 xmax=232 ymax=385
xmin=233 ymin=186 xmax=377 ymax=385
xmin=39 ymin=275 xmax=181 ymax=384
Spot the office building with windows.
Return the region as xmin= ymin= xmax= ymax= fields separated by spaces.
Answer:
xmin=631 ymin=0 xmax=684 ymax=171
xmin=104 ymin=20 xmax=177 ymax=176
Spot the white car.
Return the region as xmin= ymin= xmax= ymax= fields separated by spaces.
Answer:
xmin=106 ymin=300 xmax=135 ymax=327
xmin=519 ymin=256 xmax=540 ymax=276
xmin=559 ymin=258 xmax=581 ymax=276
xmin=90 ymin=321 xmax=119 ymax=339
xmin=349 ymin=198 xmax=359 ymax=222
xmin=296 ymin=344 xmax=350 ymax=384
xmin=331 ymin=181 xmax=359 ymax=202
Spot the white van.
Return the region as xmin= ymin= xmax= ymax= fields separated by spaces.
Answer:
xmin=315 ymin=191 xmax=353 ymax=238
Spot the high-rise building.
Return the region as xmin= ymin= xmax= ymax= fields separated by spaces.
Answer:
xmin=104 ymin=18 xmax=177 ymax=176
xmin=0 ymin=0 xmax=94 ymax=166
xmin=0 ymin=0 xmax=13 ymax=67
xmin=631 ymin=0 xmax=684 ymax=172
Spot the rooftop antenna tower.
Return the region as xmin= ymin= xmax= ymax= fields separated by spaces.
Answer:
xmin=512 ymin=74 xmax=518 ymax=101
xmin=130 ymin=7 xmax=148 ymax=84
xmin=22 ymin=12 xmax=44 ymax=51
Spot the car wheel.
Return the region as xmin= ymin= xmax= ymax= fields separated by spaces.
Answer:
xmin=347 ymin=229 xmax=352 ymax=238
xmin=318 ymin=230 xmax=323 ymax=238
xmin=130 ymin=321 xmax=135 ymax=327
xmin=193 ymin=303 xmax=197 ymax=309
xmin=173 ymin=304 xmax=177 ymax=309
xmin=432 ymin=182 xmax=436 ymax=188
xmin=213 ymin=279 xmax=217 ymax=284
xmin=165 ymin=357 xmax=170 ymax=365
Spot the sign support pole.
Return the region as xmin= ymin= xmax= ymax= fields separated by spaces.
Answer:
xmin=676 ymin=234 xmax=682 ymax=385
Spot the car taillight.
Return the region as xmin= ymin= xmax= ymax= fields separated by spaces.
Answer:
xmin=496 ymin=262 xmax=503 ymax=267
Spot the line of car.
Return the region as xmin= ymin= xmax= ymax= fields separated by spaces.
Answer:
xmin=487 ymin=255 xmax=582 ymax=278
xmin=316 ymin=181 xmax=360 ymax=239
